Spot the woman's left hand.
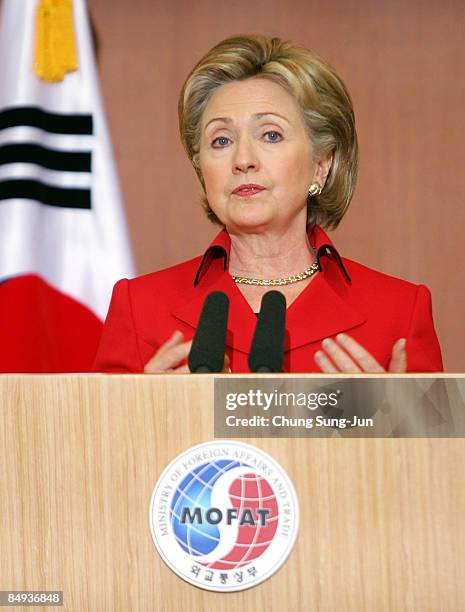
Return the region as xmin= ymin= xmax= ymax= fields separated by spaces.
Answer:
xmin=314 ymin=334 xmax=407 ymax=373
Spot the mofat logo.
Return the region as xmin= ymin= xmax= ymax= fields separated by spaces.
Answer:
xmin=149 ymin=440 xmax=299 ymax=592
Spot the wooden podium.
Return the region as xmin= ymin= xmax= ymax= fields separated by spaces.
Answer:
xmin=1 ymin=375 xmax=464 ymax=610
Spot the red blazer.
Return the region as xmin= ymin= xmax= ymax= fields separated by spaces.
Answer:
xmin=93 ymin=225 xmax=443 ymax=373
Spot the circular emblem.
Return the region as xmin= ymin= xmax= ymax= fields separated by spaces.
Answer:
xmin=149 ymin=440 xmax=299 ymax=592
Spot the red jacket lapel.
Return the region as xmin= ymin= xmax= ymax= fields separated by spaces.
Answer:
xmin=285 ymin=272 xmax=365 ymax=350
xmin=171 ymin=256 xmax=257 ymax=354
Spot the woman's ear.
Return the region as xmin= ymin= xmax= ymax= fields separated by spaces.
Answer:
xmin=314 ymin=152 xmax=333 ymax=184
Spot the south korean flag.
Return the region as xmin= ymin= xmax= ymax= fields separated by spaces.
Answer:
xmin=0 ymin=0 xmax=134 ymax=371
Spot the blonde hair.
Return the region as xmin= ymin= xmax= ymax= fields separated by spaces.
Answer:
xmin=178 ymin=34 xmax=358 ymax=229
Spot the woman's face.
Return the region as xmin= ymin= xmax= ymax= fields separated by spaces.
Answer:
xmin=199 ymin=78 xmax=323 ymax=234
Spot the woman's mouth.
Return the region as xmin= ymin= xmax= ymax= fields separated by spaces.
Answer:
xmin=232 ymin=184 xmax=265 ymax=197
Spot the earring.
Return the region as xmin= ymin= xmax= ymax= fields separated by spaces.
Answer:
xmin=308 ymin=183 xmax=322 ymax=197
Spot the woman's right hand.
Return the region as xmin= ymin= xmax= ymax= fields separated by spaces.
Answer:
xmin=144 ymin=330 xmax=192 ymax=373
xmin=144 ymin=330 xmax=230 ymax=373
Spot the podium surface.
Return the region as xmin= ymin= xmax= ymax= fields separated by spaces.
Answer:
xmin=1 ymin=375 xmax=464 ymax=611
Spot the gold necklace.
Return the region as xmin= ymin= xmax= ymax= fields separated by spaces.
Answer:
xmin=231 ymin=262 xmax=319 ymax=286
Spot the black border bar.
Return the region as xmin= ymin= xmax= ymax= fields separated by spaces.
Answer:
xmin=0 ymin=179 xmax=91 ymax=209
xmin=0 ymin=107 xmax=93 ymax=135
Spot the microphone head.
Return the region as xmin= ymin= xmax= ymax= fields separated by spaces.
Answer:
xmin=188 ymin=291 xmax=230 ymax=373
xmin=248 ymin=290 xmax=286 ymax=373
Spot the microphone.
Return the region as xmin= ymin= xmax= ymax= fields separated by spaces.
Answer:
xmin=248 ymin=291 xmax=286 ymax=373
xmin=188 ymin=291 xmax=230 ymax=373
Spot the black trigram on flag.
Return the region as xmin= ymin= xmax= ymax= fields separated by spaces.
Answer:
xmin=0 ymin=106 xmax=93 ymax=209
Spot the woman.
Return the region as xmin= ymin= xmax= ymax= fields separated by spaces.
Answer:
xmin=93 ymin=34 xmax=442 ymax=374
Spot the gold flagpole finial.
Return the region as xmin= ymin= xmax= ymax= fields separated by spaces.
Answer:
xmin=34 ymin=0 xmax=78 ymax=82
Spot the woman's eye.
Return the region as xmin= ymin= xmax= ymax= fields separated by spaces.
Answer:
xmin=212 ymin=136 xmax=230 ymax=148
xmin=264 ymin=130 xmax=282 ymax=142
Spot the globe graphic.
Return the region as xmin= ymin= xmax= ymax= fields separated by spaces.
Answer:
xmin=171 ymin=459 xmax=279 ymax=570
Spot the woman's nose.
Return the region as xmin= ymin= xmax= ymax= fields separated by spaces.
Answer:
xmin=232 ymin=136 xmax=259 ymax=174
